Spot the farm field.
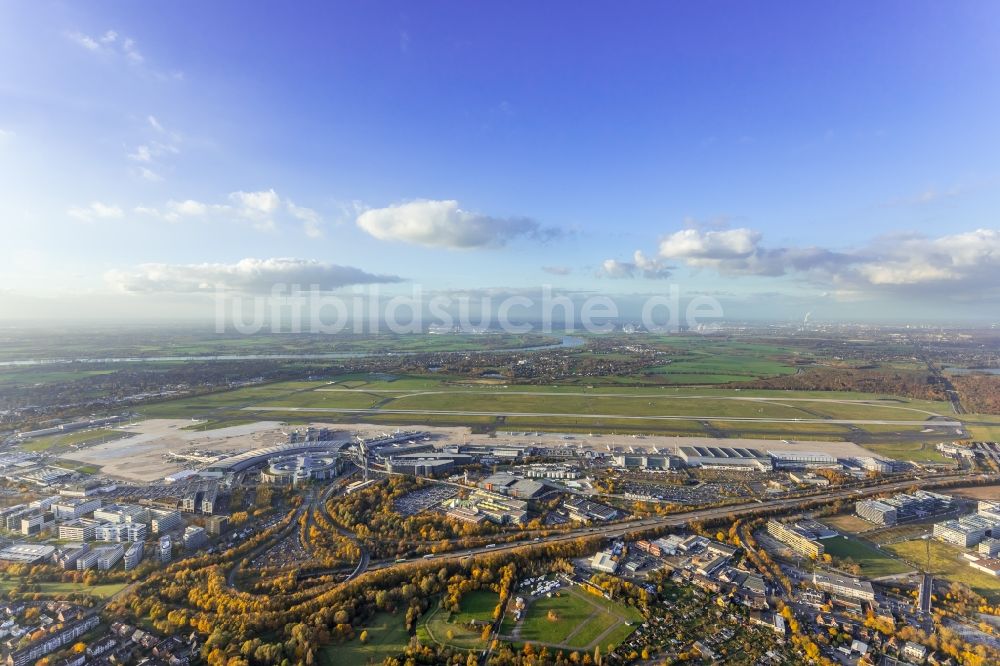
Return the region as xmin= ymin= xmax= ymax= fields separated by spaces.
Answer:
xmin=0 ymin=331 xmax=563 ymax=362
xmin=323 ymin=611 xmax=414 ymax=666
xmin=418 ymin=590 xmax=498 ymax=650
xmin=820 ymin=536 xmax=912 ymax=577
xmin=885 ymin=539 xmax=1000 ymax=602
xmin=504 ymin=586 xmax=642 ymax=651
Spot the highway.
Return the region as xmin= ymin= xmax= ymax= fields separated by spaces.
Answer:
xmin=353 ymin=472 xmax=996 ymax=572
xmin=246 ymin=406 xmax=962 ymax=428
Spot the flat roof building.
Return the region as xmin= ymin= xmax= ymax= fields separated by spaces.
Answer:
xmin=812 ymin=572 xmax=875 ymax=602
xmin=677 ymin=446 xmax=772 ymax=471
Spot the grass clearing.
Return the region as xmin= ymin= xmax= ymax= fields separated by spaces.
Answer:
xmin=821 ymin=513 xmax=878 ymax=534
xmin=19 ymin=428 xmax=130 ymax=452
xmin=324 ymin=611 xmax=413 ymax=666
xmin=0 ymin=579 xmax=126 ymax=598
xmin=861 ymin=441 xmax=953 ymax=464
xmin=885 ymin=539 xmax=1000 ymax=603
xmin=418 ymin=590 xmax=498 ymax=650
xmin=821 ymin=536 xmax=912 ymax=577
xmin=509 ymin=586 xmax=642 ymax=650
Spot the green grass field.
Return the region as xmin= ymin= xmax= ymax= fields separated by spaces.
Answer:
xmin=861 ymin=441 xmax=953 ymax=464
xmin=122 ymin=369 xmax=956 ymax=443
xmin=0 ymin=579 xmax=127 ymax=598
xmin=885 ymin=539 xmax=1000 ymax=602
xmin=19 ymin=428 xmax=130 ymax=452
xmin=821 ymin=536 xmax=912 ymax=577
xmin=323 ymin=611 xmax=414 ymax=666
xmin=508 ymin=586 xmax=642 ymax=650
xmin=418 ymin=590 xmax=499 ymax=650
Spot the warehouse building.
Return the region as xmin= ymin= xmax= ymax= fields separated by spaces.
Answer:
xmin=767 ymin=450 xmax=837 ymax=469
xmin=677 ymin=446 xmax=772 ymax=471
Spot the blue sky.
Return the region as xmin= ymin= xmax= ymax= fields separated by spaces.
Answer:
xmin=1 ymin=1 xmax=999 ymax=322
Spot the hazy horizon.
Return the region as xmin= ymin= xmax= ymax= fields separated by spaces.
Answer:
xmin=3 ymin=2 xmax=999 ymax=324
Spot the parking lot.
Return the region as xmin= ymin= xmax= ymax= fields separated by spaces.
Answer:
xmin=392 ymin=485 xmax=458 ymax=516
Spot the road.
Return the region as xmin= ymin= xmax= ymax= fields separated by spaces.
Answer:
xmin=355 ymin=472 xmax=995 ymax=571
xmin=245 ymin=406 xmax=962 ymax=428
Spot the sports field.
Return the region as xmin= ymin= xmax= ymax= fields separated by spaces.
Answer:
xmin=323 ymin=611 xmax=413 ymax=666
xmin=821 ymin=536 xmax=912 ymax=577
xmin=504 ymin=585 xmax=642 ymax=651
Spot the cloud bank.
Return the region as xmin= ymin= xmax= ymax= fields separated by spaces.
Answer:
xmin=105 ymin=258 xmax=403 ymax=294
xmin=619 ymin=226 xmax=1000 ymax=299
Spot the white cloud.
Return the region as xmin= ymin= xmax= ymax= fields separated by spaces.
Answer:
xmin=599 ymin=251 xmax=672 ymax=279
xmin=632 ymin=225 xmax=1000 ymax=300
xmin=67 ymin=32 xmax=100 ymax=51
xmin=659 ymin=228 xmax=761 ymax=261
xmin=148 ymin=115 xmax=165 ymax=133
xmin=137 ymin=166 xmax=163 ymax=182
xmin=541 ymin=265 xmax=572 ymax=276
xmin=288 ymin=201 xmax=324 ymax=238
xmin=105 ymin=258 xmax=404 ymax=294
xmin=66 ymin=29 xmax=177 ymax=79
xmin=356 ymin=199 xmax=556 ymax=249
xmin=131 ymin=189 xmax=323 ymax=236
xmin=67 ymin=201 xmax=124 ymax=222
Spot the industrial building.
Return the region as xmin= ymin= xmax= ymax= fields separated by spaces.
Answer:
xmin=0 ymin=543 xmax=55 ymax=564
xmin=857 ymin=490 xmax=953 ymax=525
xmin=934 ymin=515 xmax=997 ymax=548
xmin=564 ymin=497 xmax=618 ymax=522
xmin=677 ymin=446 xmax=772 ymax=471
xmin=385 ymin=453 xmax=472 ymax=476
xmin=477 ymin=473 xmax=551 ymax=499
xmin=855 ymin=500 xmax=898 ymax=526
xmin=612 ymin=454 xmax=675 ymax=470
xmin=767 ymin=450 xmax=837 ymax=469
